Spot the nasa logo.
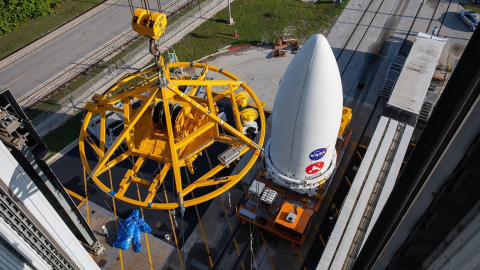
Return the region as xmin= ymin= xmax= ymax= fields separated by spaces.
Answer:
xmin=309 ymin=147 xmax=328 ymax=161
xmin=306 ymin=162 xmax=324 ymax=175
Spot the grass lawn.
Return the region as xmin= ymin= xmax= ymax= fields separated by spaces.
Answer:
xmin=43 ymin=112 xmax=83 ymax=159
xmin=463 ymin=4 xmax=480 ymax=14
xmin=172 ymin=0 xmax=346 ymax=61
xmin=0 ymin=0 xmax=105 ymax=60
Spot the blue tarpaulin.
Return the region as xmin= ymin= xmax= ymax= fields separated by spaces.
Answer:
xmin=112 ymin=210 xmax=152 ymax=252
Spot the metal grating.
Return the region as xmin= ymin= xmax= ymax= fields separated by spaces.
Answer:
xmin=387 ymin=33 xmax=446 ymax=114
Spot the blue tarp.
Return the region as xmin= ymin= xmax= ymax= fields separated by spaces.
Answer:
xmin=112 ymin=210 xmax=151 ymax=252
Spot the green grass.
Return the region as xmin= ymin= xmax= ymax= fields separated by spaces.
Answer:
xmin=0 ymin=0 xmax=104 ymax=60
xmin=43 ymin=112 xmax=84 ymax=159
xmin=464 ymin=4 xmax=480 ymax=14
xmin=170 ymin=0 xmax=346 ymax=61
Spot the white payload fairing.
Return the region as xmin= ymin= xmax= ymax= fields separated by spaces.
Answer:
xmin=265 ymin=34 xmax=343 ymax=195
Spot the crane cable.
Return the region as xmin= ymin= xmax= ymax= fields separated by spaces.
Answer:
xmin=127 ymin=0 xmax=134 ymax=16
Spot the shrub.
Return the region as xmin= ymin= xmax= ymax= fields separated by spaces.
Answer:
xmin=0 ymin=0 xmax=62 ymax=34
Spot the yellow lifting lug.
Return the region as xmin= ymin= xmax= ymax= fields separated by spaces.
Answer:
xmin=239 ymin=108 xmax=258 ymax=124
xmin=235 ymin=91 xmax=250 ymax=107
xmin=85 ymin=102 xmax=101 ymax=113
xmin=131 ymin=8 xmax=167 ymax=40
xmin=338 ymin=106 xmax=352 ymax=136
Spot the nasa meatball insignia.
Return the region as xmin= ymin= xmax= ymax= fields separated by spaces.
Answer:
xmin=309 ymin=147 xmax=328 ymax=160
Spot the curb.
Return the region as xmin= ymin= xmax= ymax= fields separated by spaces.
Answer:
xmin=46 ymin=139 xmax=79 ymax=165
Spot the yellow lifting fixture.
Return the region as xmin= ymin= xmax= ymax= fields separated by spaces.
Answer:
xmin=128 ymin=0 xmax=167 ymax=56
xmin=131 ymin=9 xmax=167 ymax=40
xmin=80 ymin=0 xmax=266 ymax=213
xmin=80 ymin=61 xmax=266 ymax=211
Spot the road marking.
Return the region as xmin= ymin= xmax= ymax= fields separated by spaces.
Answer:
xmin=357 ymin=151 xmax=363 ymax=161
xmin=359 ymin=144 xmax=368 ymax=149
xmin=338 ymin=165 xmax=345 ymax=173
xmin=5 ymin=73 xmax=27 ymax=86
xmin=313 ymin=221 xmax=319 ymax=232
xmin=319 ymin=234 xmax=326 ymax=247
xmin=260 ymin=231 xmax=276 ymax=270
xmin=326 ymin=192 xmax=333 ymax=201
xmin=345 ymin=176 xmax=352 ymax=186
xmin=295 ymin=246 xmax=303 ymax=263
xmin=81 ymin=29 xmax=100 ymax=41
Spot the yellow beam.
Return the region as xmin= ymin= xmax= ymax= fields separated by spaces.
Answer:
xmin=212 ymin=85 xmax=241 ymax=103
xmin=99 ymin=109 xmax=106 ymax=155
xmin=174 ymin=122 xmax=215 ymax=150
xmin=169 ymin=86 xmax=261 ymax=151
xmin=145 ymin=164 xmax=170 ymax=204
xmin=90 ymin=88 xmax=157 ymax=179
xmin=95 ymin=151 xmax=132 ymax=176
xmin=205 ymin=85 xmax=219 ymax=137
xmin=96 ymin=83 xmax=152 ymax=106
xmin=188 ymin=66 xmax=208 ymax=96
xmin=169 ymin=79 xmax=243 ymax=87
xmin=77 ymin=199 xmax=86 ymax=209
xmin=229 ymin=85 xmax=244 ymax=131
xmin=82 ymin=131 xmax=104 ymax=158
xmin=131 ymin=176 xmax=152 ymax=187
xmin=65 ymin=188 xmax=84 ymax=201
xmin=118 ymin=156 xmax=145 ymax=196
xmin=182 ymin=176 xmax=233 ymax=196
xmin=161 ymin=86 xmax=183 ymax=207
xmin=103 ymin=103 xmax=124 ymax=115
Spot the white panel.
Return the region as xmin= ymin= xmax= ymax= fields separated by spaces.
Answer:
xmin=361 ymin=123 xmax=414 ymax=249
xmin=0 ymin=219 xmax=50 ymax=269
xmin=331 ymin=118 xmax=398 ymax=269
xmin=318 ymin=116 xmax=389 ymax=269
xmin=0 ymin=241 xmax=31 ymax=270
xmin=0 ymin=142 xmax=100 ymax=270
xmin=427 ymin=208 xmax=480 ymax=270
xmin=387 ymin=33 xmax=446 ymax=114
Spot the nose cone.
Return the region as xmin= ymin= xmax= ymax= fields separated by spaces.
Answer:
xmin=269 ymin=34 xmax=343 ymax=181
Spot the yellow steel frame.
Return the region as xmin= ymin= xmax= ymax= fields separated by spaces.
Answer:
xmin=79 ymin=61 xmax=265 ymax=210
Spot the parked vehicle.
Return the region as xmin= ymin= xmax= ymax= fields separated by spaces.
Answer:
xmin=458 ymin=9 xmax=479 ymax=31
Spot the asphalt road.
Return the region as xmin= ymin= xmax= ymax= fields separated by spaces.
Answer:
xmin=0 ymin=0 xmax=175 ymax=99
